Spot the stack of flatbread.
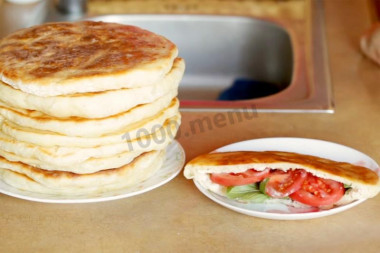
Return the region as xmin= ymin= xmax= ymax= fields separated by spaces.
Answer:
xmin=0 ymin=21 xmax=184 ymax=195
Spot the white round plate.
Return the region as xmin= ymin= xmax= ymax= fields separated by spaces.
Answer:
xmin=193 ymin=137 xmax=380 ymax=220
xmin=0 ymin=141 xmax=185 ymax=203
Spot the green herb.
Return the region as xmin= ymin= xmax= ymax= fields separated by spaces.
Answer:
xmin=344 ymin=183 xmax=352 ymax=189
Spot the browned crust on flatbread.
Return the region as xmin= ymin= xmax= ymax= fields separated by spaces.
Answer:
xmin=0 ymin=151 xmax=152 ymax=179
xmin=0 ymin=95 xmax=178 ymax=123
xmin=0 ymin=21 xmax=176 ymax=86
xmin=187 ymin=151 xmax=379 ymax=185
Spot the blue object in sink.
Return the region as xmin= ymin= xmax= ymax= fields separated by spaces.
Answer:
xmin=218 ymin=78 xmax=281 ymax=101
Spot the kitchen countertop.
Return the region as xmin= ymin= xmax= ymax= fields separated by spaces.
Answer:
xmin=1 ymin=0 xmax=380 ymax=252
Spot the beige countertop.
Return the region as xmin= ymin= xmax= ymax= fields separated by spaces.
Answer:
xmin=1 ymin=0 xmax=380 ymax=252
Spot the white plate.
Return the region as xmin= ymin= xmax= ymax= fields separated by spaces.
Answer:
xmin=193 ymin=137 xmax=380 ymax=220
xmin=0 ymin=141 xmax=185 ymax=203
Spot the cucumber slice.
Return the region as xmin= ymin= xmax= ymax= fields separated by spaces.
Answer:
xmin=259 ymin=178 xmax=270 ymax=195
xmin=226 ymin=184 xmax=270 ymax=203
xmin=235 ymin=191 xmax=270 ymax=202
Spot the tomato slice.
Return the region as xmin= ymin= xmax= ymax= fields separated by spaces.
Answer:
xmin=290 ymin=174 xmax=344 ymax=207
xmin=265 ymin=169 xmax=307 ymax=198
xmin=210 ymin=168 xmax=270 ymax=186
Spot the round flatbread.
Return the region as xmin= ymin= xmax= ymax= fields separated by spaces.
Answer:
xmin=0 ymin=58 xmax=184 ymax=118
xmin=0 ymin=91 xmax=177 ymax=138
xmin=0 ymin=21 xmax=178 ymax=96
xmin=0 ymin=98 xmax=179 ymax=147
xmin=0 ymin=114 xmax=180 ymax=167
xmin=0 ymin=148 xmax=144 ymax=174
xmin=0 ymin=150 xmax=166 ymax=195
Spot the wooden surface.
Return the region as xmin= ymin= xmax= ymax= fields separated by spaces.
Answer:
xmin=89 ymin=0 xmax=306 ymax=20
xmin=1 ymin=0 xmax=380 ymax=252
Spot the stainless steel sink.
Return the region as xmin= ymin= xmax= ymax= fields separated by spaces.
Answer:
xmin=90 ymin=15 xmax=293 ymax=102
xmin=88 ymin=9 xmax=332 ymax=113
xmin=0 ymin=0 xmax=332 ymax=113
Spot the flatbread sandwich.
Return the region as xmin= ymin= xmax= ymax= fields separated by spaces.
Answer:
xmin=184 ymin=151 xmax=380 ymax=208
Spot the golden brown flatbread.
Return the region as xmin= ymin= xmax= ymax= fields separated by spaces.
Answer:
xmin=0 ymin=20 xmax=182 ymax=197
xmin=0 ymin=92 xmax=177 ymax=137
xmin=0 ymin=150 xmax=165 ymax=194
xmin=0 ymin=99 xmax=179 ymax=148
xmin=0 ymin=58 xmax=183 ymax=118
xmin=0 ymin=21 xmax=178 ymax=96
xmin=185 ymin=151 xmax=379 ymax=185
xmin=0 ymin=114 xmax=180 ymax=169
